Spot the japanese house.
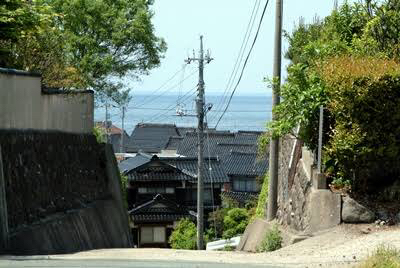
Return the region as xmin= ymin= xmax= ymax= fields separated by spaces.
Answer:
xmin=119 ymin=153 xmax=228 ymax=247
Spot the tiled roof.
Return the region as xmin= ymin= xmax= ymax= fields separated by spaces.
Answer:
xmin=127 ymin=170 xmax=194 ymax=181
xmin=224 ymin=151 xmax=268 ymax=176
xmin=176 ymin=127 xmax=196 ymax=136
xmin=177 ymin=131 xmax=267 ymax=177
xmin=221 ymin=191 xmax=258 ymax=206
xmin=126 ymin=123 xmax=180 ymax=153
xmin=129 ymin=194 xmax=195 ymax=223
xmin=161 ymin=157 xmax=229 ymax=183
xmin=177 ymin=131 xmax=260 ymax=158
xmin=165 ymin=136 xmax=183 ymax=150
xmin=119 ymin=154 xmax=229 ymax=183
xmin=119 ymin=153 xmax=152 ymax=174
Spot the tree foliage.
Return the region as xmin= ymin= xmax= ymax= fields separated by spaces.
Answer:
xmin=253 ymin=173 xmax=269 ymax=220
xmin=169 ymin=218 xmax=197 ymax=250
xmin=269 ymin=0 xmax=400 ymax=192
xmin=222 ymin=208 xmax=249 ymax=239
xmin=1 ymin=0 xmax=166 ymax=92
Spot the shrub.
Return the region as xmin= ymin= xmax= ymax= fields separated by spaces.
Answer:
xmin=358 ymin=245 xmax=400 ymax=268
xmin=253 ymin=174 xmax=269 ymax=220
xmin=258 ymin=225 xmax=283 ymax=252
xmin=208 ymin=208 xmax=229 ymax=239
xmin=222 ymin=245 xmax=235 ymax=251
xmin=93 ymin=126 xmax=106 ymax=143
xmin=120 ymin=172 xmax=128 ymax=209
xmin=169 ymin=218 xmax=197 ymax=250
xmin=222 ymin=208 xmax=249 ymax=239
xmin=321 ymin=57 xmax=400 ymax=192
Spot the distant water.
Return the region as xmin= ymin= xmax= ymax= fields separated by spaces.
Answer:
xmin=94 ymin=93 xmax=272 ymax=134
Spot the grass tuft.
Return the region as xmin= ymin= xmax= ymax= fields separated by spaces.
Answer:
xmin=358 ymin=245 xmax=400 ymax=268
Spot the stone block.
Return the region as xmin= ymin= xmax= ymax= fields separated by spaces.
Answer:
xmin=309 ymin=190 xmax=341 ymax=233
xmin=237 ymin=218 xmax=272 ymax=252
xmin=342 ymin=196 xmax=375 ymax=223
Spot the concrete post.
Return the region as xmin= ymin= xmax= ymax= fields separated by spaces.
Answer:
xmin=0 ymin=146 xmax=9 ymax=252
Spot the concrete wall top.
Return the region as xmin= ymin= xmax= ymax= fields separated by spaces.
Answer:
xmin=0 ymin=70 xmax=93 ymax=133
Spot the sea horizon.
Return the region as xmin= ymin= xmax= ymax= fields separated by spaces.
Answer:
xmin=95 ymin=93 xmax=272 ymax=134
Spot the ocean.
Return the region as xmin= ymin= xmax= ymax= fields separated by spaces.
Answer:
xmin=94 ymin=93 xmax=272 ymax=134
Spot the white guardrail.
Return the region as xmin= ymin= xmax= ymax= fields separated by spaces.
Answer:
xmin=206 ymin=236 xmax=241 ymax=251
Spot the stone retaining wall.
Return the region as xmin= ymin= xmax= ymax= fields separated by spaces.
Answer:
xmin=0 ymin=130 xmax=131 ymax=254
xmin=0 ymin=130 xmax=109 ymax=230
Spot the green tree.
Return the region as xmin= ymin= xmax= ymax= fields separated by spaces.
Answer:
xmin=169 ymin=218 xmax=197 ymax=250
xmin=1 ymin=0 xmax=166 ymax=92
xmin=267 ymin=0 xmax=400 ymax=192
xmin=222 ymin=208 xmax=249 ymax=239
xmin=46 ymin=0 xmax=166 ymax=90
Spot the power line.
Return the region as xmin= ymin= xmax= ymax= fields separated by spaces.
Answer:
xmin=125 ymin=107 xmax=269 ymax=113
xmin=148 ymin=90 xmax=197 ymax=123
xmin=145 ymin=86 xmax=198 ymax=123
xmin=214 ymin=0 xmax=270 ymax=129
xmin=132 ymin=65 xmax=186 ymax=107
xmin=133 ymin=68 xmax=197 ymax=109
xmin=209 ymin=0 xmax=261 ymax=123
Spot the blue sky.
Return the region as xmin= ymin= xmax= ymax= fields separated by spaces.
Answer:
xmin=127 ymin=0 xmax=354 ymax=96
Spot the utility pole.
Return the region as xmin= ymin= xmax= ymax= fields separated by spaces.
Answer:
xmin=120 ymin=106 xmax=126 ymax=153
xmin=267 ymin=0 xmax=283 ymax=221
xmin=185 ymin=35 xmax=213 ymax=250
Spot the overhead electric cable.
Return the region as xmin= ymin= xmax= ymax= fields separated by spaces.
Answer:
xmin=145 ymin=85 xmax=198 ymax=123
xmin=214 ymin=0 xmax=270 ymax=129
xmin=133 ymin=66 xmax=186 ymax=107
xmin=133 ymin=68 xmax=197 ymax=109
xmin=209 ymin=0 xmax=261 ymax=123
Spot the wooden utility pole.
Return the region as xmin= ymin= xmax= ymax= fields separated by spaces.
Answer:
xmin=267 ymin=0 xmax=283 ymax=221
xmin=185 ymin=35 xmax=213 ymax=250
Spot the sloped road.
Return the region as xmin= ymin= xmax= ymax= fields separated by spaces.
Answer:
xmin=1 ymin=224 xmax=399 ymax=268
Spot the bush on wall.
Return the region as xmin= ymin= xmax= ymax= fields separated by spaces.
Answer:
xmin=320 ymin=56 xmax=400 ymax=192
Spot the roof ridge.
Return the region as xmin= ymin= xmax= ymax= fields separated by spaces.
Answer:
xmin=230 ymin=151 xmax=257 ymax=155
xmin=137 ymin=123 xmax=176 ymax=128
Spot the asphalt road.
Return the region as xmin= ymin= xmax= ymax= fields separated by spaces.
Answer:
xmin=0 ymin=259 xmax=280 ymax=268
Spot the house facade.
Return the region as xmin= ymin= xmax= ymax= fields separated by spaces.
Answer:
xmin=119 ymin=153 xmax=228 ymax=247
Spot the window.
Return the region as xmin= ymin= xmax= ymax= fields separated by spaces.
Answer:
xmin=140 ymin=227 xmax=153 ymax=243
xmin=137 ymin=187 xmax=175 ymax=194
xmin=191 ymin=189 xmax=212 ymax=202
xmin=233 ymin=178 xmax=258 ymax=192
xmin=153 ymin=227 xmax=166 ymax=243
xmin=140 ymin=227 xmax=166 ymax=244
xmin=166 ymin=187 xmax=175 ymax=194
xmin=138 ymin=187 xmax=147 ymax=194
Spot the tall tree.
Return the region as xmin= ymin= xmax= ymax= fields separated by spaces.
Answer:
xmin=48 ymin=0 xmax=166 ymax=90
xmin=1 ymin=0 xmax=166 ymax=92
